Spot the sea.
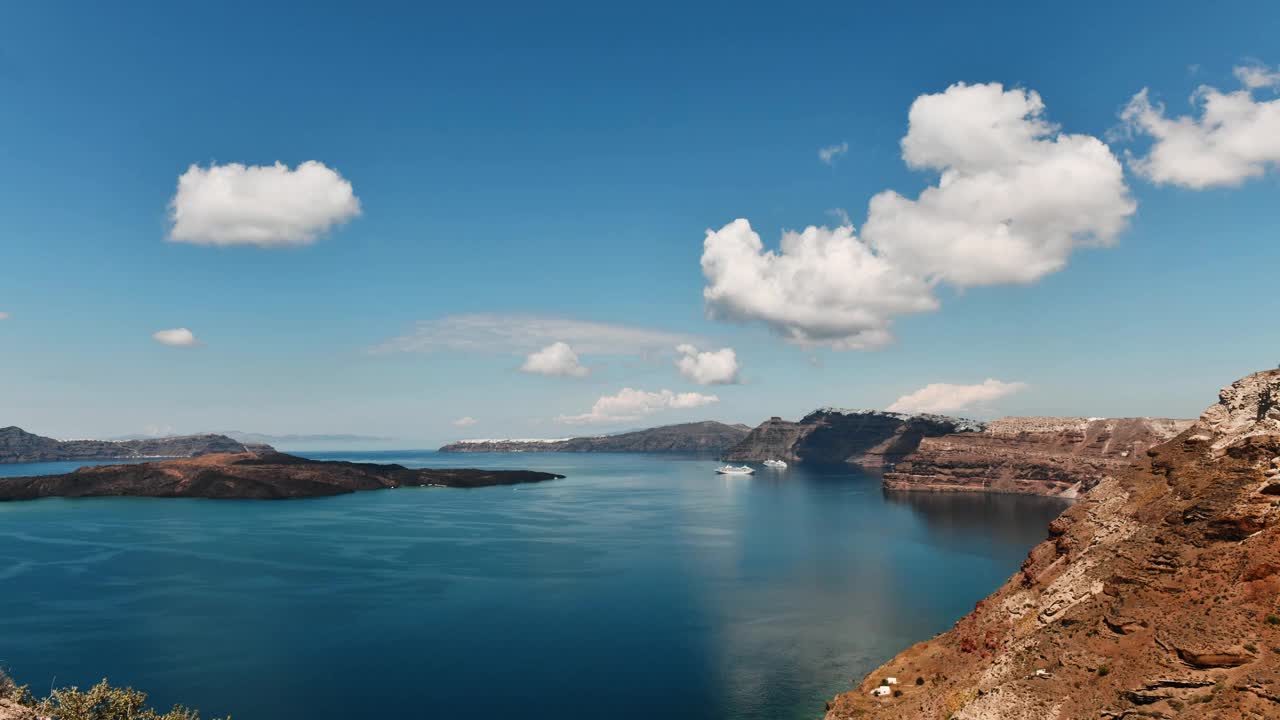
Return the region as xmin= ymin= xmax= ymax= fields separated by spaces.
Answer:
xmin=0 ymin=451 xmax=1069 ymax=720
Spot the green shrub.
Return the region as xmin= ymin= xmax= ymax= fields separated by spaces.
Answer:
xmin=28 ymin=679 xmax=228 ymax=720
xmin=1097 ymin=665 xmax=1110 ymax=677
xmin=1266 ymin=614 xmax=1280 ymax=625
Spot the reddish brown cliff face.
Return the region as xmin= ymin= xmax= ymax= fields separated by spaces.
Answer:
xmin=823 ymin=369 xmax=1280 ymax=720
xmin=883 ymin=417 xmax=1192 ymax=497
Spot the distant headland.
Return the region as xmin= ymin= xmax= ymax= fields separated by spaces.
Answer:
xmin=439 ymin=420 xmax=751 ymax=454
xmin=0 ymin=426 xmax=266 ymax=464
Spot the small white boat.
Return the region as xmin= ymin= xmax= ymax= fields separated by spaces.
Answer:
xmin=763 ymin=459 xmax=788 ymax=468
xmin=715 ymin=465 xmax=755 ymax=475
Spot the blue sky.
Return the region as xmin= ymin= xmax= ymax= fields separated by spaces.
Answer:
xmin=1 ymin=1 xmax=1278 ymax=445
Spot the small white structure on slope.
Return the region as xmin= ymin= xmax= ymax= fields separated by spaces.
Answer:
xmin=871 ymin=685 xmax=892 ymax=697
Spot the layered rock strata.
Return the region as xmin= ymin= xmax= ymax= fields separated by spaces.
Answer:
xmin=883 ymin=417 xmax=1192 ymax=497
xmin=823 ymin=369 xmax=1280 ymax=720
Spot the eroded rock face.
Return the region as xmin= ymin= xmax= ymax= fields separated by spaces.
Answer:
xmin=0 ymin=451 xmax=564 ymax=501
xmin=0 ymin=699 xmax=34 ymax=720
xmin=722 ymin=410 xmax=981 ymax=465
xmin=883 ymin=417 xmax=1192 ymax=497
xmin=822 ymin=369 xmax=1280 ymax=720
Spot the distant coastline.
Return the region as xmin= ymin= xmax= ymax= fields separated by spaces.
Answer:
xmin=0 ymin=426 xmax=265 ymax=465
xmin=439 ymin=420 xmax=749 ymax=454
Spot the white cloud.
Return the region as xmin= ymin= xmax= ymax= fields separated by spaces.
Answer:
xmin=520 ymin=341 xmax=590 ymax=377
xmin=818 ymin=141 xmax=849 ymax=165
xmin=864 ymin=82 xmax=1134 ymax=287
xmin=452 ymin=416 xmax=478 ymax=427
xmin=702 ymin=220 xmax=938 ymax=349
xmin=373 ymin=313 xmax=703 ymax=357
xmin=1234 ymin=63 xmax=1280 ymax=90
xmin=1121 ymin=67 xmax=1280 ymax=188
xmin=558 ymin=388 xmax=719 ymax=424
xmin=701 ymin=82 xmax=1134 ymax=349
xmin=152 ymin=328 xmax=200 ymax=347
xmin=886 ymin=379 xmax=1028 ymax=415
xmin=169 ymin=161 xmax=361 ymax=247
xmin=675 ymin=344 xmax=740 ymax=385
xmin=0 ymin=312 xmax=9 ymax=321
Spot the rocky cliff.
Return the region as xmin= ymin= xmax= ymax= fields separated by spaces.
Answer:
xmin=883 ymin=417 xmax=1192 ymax=497
xmin=721 ymin=410 xmax=982 ymax=465
xmin=439 ymin=421 xmax=750 ymax=454
xmin=823 ymin=369 xmax=1280 ymax=720
xmin=0 ymin=426 xmax=263 ymax=464
xmin=0 ymin=451 xmax=564 ymax=500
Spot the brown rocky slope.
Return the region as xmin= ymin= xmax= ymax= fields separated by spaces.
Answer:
xmin=0 ymin=451 xmax=564 ymax=501
xmin=823 ymin=368 xmax=1280 ymax=720
xmin=884 ymin=417 xmax=1192 ymax=497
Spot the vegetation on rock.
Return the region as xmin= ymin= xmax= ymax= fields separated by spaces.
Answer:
xmin=0 ymin=671 xmax=226 ymax=720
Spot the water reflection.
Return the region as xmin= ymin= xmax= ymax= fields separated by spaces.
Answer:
xmin=883 ymin=488 xmax=1072 ymax=549
xmin=0 ymin=453 xmax=1074 ymax=720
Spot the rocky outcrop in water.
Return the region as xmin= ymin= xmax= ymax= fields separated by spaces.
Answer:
xmin=823 ymin=369 xmax=1280 ymax=720
xmin=0 ymin=451 xmax=564 ymax=500
xmin=439 ymin=421 xmax=750 ymax=454
xmin=721 ymin=410 xmax=982 ymax=466
xmin=883 ymin=416 xmax=1192 ymax=497
xmin=0 ymin=426 xmax=264 ymax=464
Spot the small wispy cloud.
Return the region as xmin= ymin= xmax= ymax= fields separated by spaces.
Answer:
xmin=818 ymin=141 xmax=849 ymax=166
xmin=1234 ymin=62 xmax=1280 ymax=90
xmin=372 ymin=313 xmax=704 ymax=357
xmin=453 ymin=416 xmax=478 ymax=427
xmin=152 ymin=328 xmax=201 ymax=347
xmin=886 ymin=379 xmax=1028 ymax=415
xmin=558 ymin=388 xmax=719 ymax=424
xmin=0 ymin=311 xmax=9 ymax=321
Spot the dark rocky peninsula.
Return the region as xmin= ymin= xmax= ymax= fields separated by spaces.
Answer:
xmin=823 ymin=369 xmax=1280 ymax=720
xmin=439 ymin=420 xmax=750 ymax=454
xmin=0 ymin=451 xmax=564 ymax=501
xmin=0 ymin=426 xmax=263 ymax=464
xmin=721 ymin=409 xmax=983 ymax=466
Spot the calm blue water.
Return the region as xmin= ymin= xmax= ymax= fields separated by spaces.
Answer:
xmin=0 ymin=452 xmax=1069 ymax=719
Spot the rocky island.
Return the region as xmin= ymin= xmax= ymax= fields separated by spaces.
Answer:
xmin=439 ymin=420 xmax=750 ymax=454
xmin=0 ymin=426 xmax=263 ymax=464
xmin=0 ymin=450 xmax=564 ymax=501
xmin=823 ymin=369 xmax=1280 ymax=720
